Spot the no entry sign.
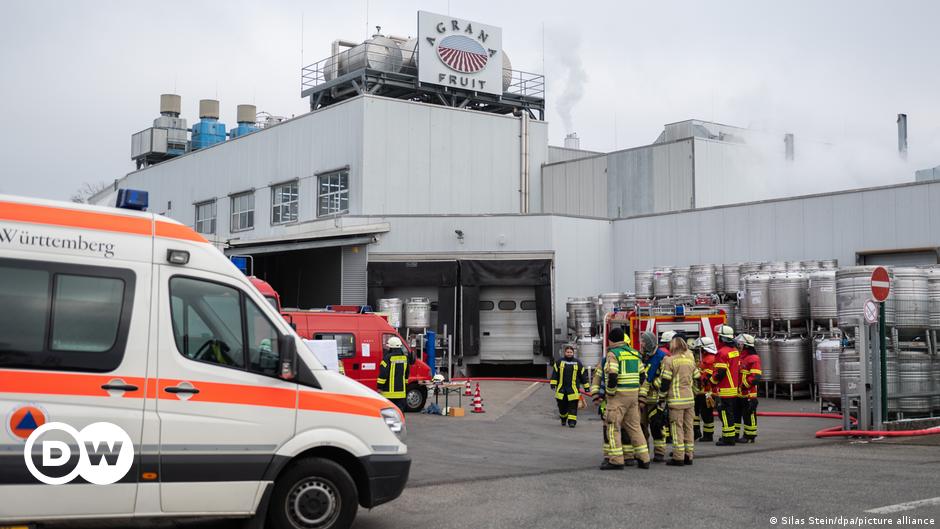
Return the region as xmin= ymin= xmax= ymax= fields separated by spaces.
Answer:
xmin=870 ymin=266 xmax=891 ymax=302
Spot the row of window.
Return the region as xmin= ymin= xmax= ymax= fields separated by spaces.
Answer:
xmin=194 ymin=170 xmax=349 ymax=235
xmin=480 ymin=300 xmax=537 ymax=311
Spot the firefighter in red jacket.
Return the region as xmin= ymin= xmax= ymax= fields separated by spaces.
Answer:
xmin=693 ymin=336 xmax=718 ymax=442
xmin=737 ymin=334 xmax=762 ymax=443
xmin=709 ymin=324 xmax=743 ymax=446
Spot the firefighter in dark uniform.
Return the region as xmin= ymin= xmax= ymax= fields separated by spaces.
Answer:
xmin=551 ymin=345 xmax=589 ymax=427
xmin=377 ymin=336 xmax=410 ymax=411
xmin=738 ymin=333 xmax=762 ymax=443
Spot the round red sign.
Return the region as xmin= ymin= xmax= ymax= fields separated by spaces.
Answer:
xmin=870 ymin=266 xmax=890 ymax=302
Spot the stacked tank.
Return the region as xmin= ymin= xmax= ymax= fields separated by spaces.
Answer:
xmin=566 ymin=298 xmax=597 ymax=339
xmin=377 ymin=298 xmax=404 ymax=329
xmin=405 ymin=297 xmax=431 ymax=331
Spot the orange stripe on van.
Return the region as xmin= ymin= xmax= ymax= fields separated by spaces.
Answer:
xmin=298 ymin=390 xmax=388 ymax=418
xmin=157 ymin=379 xmax=297 ymax=409
xmin=155 ymin=220 xmax=207 ymax=243
xmin=0 ymin=370 xmax=147 ymax=398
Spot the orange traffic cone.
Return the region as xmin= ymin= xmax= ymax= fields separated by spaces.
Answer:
xmin=464 ymin=379 xmax=472 ymax=397
xmin=471 ymin=383 xmax=485 ymax=413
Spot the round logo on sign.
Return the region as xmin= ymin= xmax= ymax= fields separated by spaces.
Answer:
xmin=437 ymin=35 xmax=488 ymax=73
xmin=8 ymin=405 xmax=47 ymax=441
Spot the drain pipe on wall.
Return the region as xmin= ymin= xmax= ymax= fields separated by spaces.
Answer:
xmin=519 ymin=112 xmax=530 ymax=214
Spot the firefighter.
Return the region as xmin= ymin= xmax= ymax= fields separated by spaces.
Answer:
xmin=590 ymin=355 xmax=636 ymax=464
xmin=710 ymin=324 xmax=743 ymax=445
xmin=692 ymin=336 xmax=718 ymax=442
xmin=550 ymin=345 xmax=589 ymax=427
xmin=658 ymin=336 xmax=700 ymax=466
xmin=738 ymin=333 xmax=762 ymax=443
xmin=600 ymin=328 xmax=650 ymax=470
xmin=641 ymin=330 xmax=673 ymax=462
xmin=377 ymin=336 xmax=410 ymax=411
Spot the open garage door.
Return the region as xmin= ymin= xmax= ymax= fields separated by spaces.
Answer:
xmin=479 ymin=287 xmax=540 ymax=362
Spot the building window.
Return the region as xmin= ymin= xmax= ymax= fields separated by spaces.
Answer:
xmin=230 ymin=192 xmax=255 ymax=232
xmin=271 ymin=182 xmax=299 ymax=225
xmin=317 ymin=170 xmax=349 ymax=217
xmin=194 ymin=200 xmax=216 ymax=234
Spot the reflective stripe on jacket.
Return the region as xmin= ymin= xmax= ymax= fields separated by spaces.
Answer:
xmin=605 ymin=344 xmax=643 ymax=395
xmin=551 ymin=358 xmax=588 ymax=400
xmin=658 ymin=351 xmax=700 ymax=408
xmin=377 ymin=349 xmax=410 ymax=399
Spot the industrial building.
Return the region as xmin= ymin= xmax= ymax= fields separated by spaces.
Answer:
xmin=93 ymin=11 xmax=940 ymax=374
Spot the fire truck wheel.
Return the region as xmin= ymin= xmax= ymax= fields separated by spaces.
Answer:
xmin=405 ymin=384 xmax=428 ymax=413
xmin=268 ymin=457 xmax=358 ymax=529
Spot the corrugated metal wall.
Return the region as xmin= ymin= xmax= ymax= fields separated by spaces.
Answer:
xmin=607 ymin=139 xmax=694 ymax=218
xmin=541 ymin=155 xmax=607 ymax=217
xmin=341 ymin=244 xmax=368 ymax=305
xmin=547 ymin=145 xmax=603 ymax=164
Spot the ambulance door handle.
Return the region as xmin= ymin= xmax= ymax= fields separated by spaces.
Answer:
xmin=164 ymin=384 xmax=200 ymax=395
xmin=101 ymin=383 xmax=139 ymax=392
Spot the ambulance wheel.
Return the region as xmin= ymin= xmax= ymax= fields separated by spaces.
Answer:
xmin=405 ymin=384 xmax=427 ymax=412
xmin=269 ymin=457 xmax=358 ymax=529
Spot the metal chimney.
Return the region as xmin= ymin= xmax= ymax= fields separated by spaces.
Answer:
xmin=784 ymin=133 xmax=795 ymax=161
xmin=897 ymin=113 xmax=908 ymax=159
xmin=564 ymin=132 xmax=580 ymax=150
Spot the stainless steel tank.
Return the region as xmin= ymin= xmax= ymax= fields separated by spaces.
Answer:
xmin=566 ymin=298 xmax=597 ymax=338
xmin=898 ymin=350 xmax=931 ymax=414
xmin=815 ymin=337 xmax=842 ymax=400
xmin=801 ymin=260 xmax=821 ymax=271
xmin=740 ymin=262 xmax=762 ymax=276
xmin=716 ymin=267 xmax=725 ymax=294
xmin=761 ymin=261 xmax=787 ymax=273
xmin=926 ymin=267 xmax=940 ymax=330
xmin=377 ymin=298 xmax=404 ymax=329
xmin=772 ymin=335 xmax=812 ymax=384
xmin=672 ymin=267 xmax=691 ymax=296
xmin=809 ymin=270 xmax=838 ymax=321
xmin=597 ymin=293 xmax=625 ymax=321
xmin=840 ymin=348 xmax=861 ymax=397
xmin=933 ymin=355 xmax=940 ymax=412
xmin=836 ymin=266 xmax=896 ymax=328
xmin=339 ymin=34 xmax=404 ymax=75
xmin=756 ymin=336 xmax=773 ymax=381
xmin=770 ymin=272 xmax=810 ymax=320
xmin=577 ymin=337 xmax=604 ymax=368
xmin=786 ymin=261 xmax=803 ymax=272
xmin=819 ymin=259 xmax=839 ymax=270
xmin=691 ymin=264 xmax=717 ymax=294
xmin=405 ymin=297 xmax=431 ymax=329
xmin=635 ymin=270 xmax=654 ymax=298
xmin=887 ymin=350 xmax=899 ymax=414
xmin=743 ymin=273 xmax=772 ymax=320
xmin=622 ymin=293 xmax=636 ymax=313
xmin=892 ymin=267 xmax=929 ymax=329
xmin=722 ymin=263 xmax=741 ymax=295
xmin=715 ymin=303 xmax=735 ymax=332
xmin=653 ymin=269 xmax=673 ymax=297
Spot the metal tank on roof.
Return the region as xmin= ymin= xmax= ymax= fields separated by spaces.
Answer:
xmin=635 ymin=270 xmax=654 ymax=299
xmin=229 ymin=104 xmax=259 ymax=139
xmin=653 ymin=269 xmax=673 ymax=297
xmin=722 ymin=263 xmax=741 ymax=296
xmin=672 ymin=267 xmax=691 ymax=296
xmin=690 ymin=264 xmax=717 ymax=295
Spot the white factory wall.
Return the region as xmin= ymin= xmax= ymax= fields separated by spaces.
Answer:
xmin=541 ymin=155 xmax=607 ymax=217
xmin=611 ymin=180 xmax=940 ymax=291
xmin=360 ymin=97 xmax=548 ymax=216
xmin=693 ymin=138 xmax=770 ymax=208
xmin=547 ymin=145 xmax=604 ymax=164
xmin=607 ymin=139 xmax=694 ymax=218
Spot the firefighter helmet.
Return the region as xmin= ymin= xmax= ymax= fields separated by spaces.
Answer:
xmin=741 ymin=333 xmax=756 ymax=349
xmin=387 ymin=336 xmax=403 ymax=348
xmin=660 ymin=330 xmax=676 ymax=344
xmin=696 ymin=336 xmax=718 ymax=354
xmin=716 ymin=324 xmax=735 ymax=342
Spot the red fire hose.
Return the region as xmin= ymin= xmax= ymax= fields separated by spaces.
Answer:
xmin=452 ymin=378 xmax=940 ymax=438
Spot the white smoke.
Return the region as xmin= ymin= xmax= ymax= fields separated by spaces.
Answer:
xmin=548 ymin=28 xmax=587 ymax=136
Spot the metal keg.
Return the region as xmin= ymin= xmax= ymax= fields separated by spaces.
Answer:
xmin=761 ymin=261 xmax=787 ymax=273
xmin=716 ymin=267 xmax=725 ymax=293
xmin=892 ymin=267 xmax=929 ymax=329
xmin=597 ymin=292 xmax=625 ymax=320
xmin=377 ymin=298 xmax=404 ymax=329
xmin=743 ymin=273 xmax=772 ymax=320
xmin=836 ymin=266 xmax=896 ymax=328
xmin=577 ymin=336 xmax=604 ymax=368
xmin=740 ymin=262 xmax=762 ymax=276
xmin=653 ymin=269 xmax=673 ymax=297
xmin=635 ymin=270 xmax=654 ymax=299
xmin=819 ymin=259 xmax=839 ymax=270
xmin=722 ymin=263 xmax=741 ymax=295
xmin=756 ymin=336 xmax=773 ymax=381
xmin=815 ymin=337 xmax=842 ymax=400
xmin=932 ymin=355 xmax=940 ymax=412
xmin=809 ymin=270 xmax=838 ymax=321
xmin=887 ymin=350 xmax=899 ymax=414
xmin=772 ymin=335 xmax=812 ymax=384
xmin=840 ymin=348 xmax=861 ymax=397
xmin=770 ymin=272 xmax=810 ymax=320
xmin=405 ymin=297 xmax=432 ymax=329
xmin=691 ymin=264 xmax=717 ymax=294
xmin=898 ymin=350 xmax=932 ymax=414
xmin=926 ymin=267 xmax=940 ymax=330
xmin=786 ymin=261 xmax=803 ymax=271
xmin=672 ymin=267 xmax=691 ymax=296
xmin=622 ymin=293 xmax=636 ymax=313
xmin=566 ymin=297 xmax=597 ymax=337
xmin=801 ymin=260 xmax=821 ymax=271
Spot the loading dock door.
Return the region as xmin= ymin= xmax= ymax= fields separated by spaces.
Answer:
xmin=479 ymin=287 xmax=540 ymax=362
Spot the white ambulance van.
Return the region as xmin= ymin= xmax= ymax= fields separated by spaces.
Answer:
xmin=0 ymin=193 xmax=409 ymax=529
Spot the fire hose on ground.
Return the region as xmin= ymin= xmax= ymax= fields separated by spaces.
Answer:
xmin=451 ymin=378 xmax=940 ymax=439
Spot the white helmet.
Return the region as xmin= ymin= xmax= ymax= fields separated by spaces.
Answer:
xmin=715 ymin=324 xmax=735 ymax=342
xmin=741 ymin=333 xmax=756 ymax=349
xmin=660 ymin=330 xmax=676 ymax=344
xmin=387 ymin=336 xmax=403 ymax=349
xmin=695 ymin=336 xmax=717 ymax=354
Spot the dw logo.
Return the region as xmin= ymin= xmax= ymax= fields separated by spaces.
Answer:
xmin=23 ymin=422 xmax=134 ymax=485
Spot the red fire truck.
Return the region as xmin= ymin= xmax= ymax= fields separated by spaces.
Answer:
xmin=603 ymin=296 xmax=729 ymax=349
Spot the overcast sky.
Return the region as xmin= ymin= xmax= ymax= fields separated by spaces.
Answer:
xmin=2 ymin=0 xmax=940 ymax=201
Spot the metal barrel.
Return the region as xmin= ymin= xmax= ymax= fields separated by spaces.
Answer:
xmin=756 ymin=336 xmax=774 ymax=381
xmin=716 ymin=266 xmax=725 ymax=293
xmin=819 ymin=259 xmax=839 ymax=270
xmin=892 ymin=267 xmax=929 ymax=329
xmin=635 ymin=270 xmax=654 ymax=298
xmin=672 ymin=267 xmax=691 ymax=296
xmin=840 ymin=348 xmax=861 ymax=397
xmin=566 ymin=297 xmax=597 ymax=338
xmin=761 ymin=261 xmax=787 ymax=273
xmin=801 ymin=260 xmax=821 ymax=271
xmin=743 ymin=272 xmax=772 ymax=320
xmin=376 ymin=298 xmax=403 ymax=328
xmin=786 ymin=260 xmax=803 ymax=272
xmin=898 ymin=350 xmax=932 ymax=414
xmin=815 ymin=337 xmax=842 ymax=400
xmin=577 ymin=337 xmax=604 ymax=368
xmin=690 ymin=264 xmax=717 ymax=294
xmin=770 ymin=271 xmax=810 ymax=320
xmin=722 ymin=263 xmax=741 ymax=295
xmin=887 ymin=350 xmax=899 ymax=414
xmin=932 ymin=354 xmax=940 ymax=412
xmin=653 ymin=269 xmax=673 ymax=297
xmin=405 ymin=297 xmax=431 ymax=329
xmin=597 ymin=292 xmax=625 ymax=321
xmin=926 ymin=267 xmax=940 ymax=330
xmin=836 ymin=266 xmax=897 ymax=328
xmin=809 ymin=270 xmax=838 ymax=321
xmin=772 ymin=335 xmax=812 ymax=384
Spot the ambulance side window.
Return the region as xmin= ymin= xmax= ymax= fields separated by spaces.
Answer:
xmin=246 ymin=300 xmax=280 ymax=377
xmin=169 ymin=277 xmax=246 ymax=369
